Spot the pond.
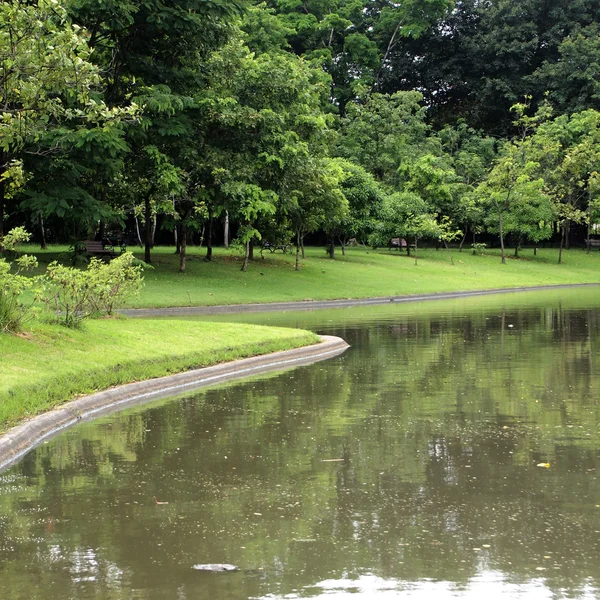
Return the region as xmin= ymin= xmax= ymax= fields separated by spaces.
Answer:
xmin=1 ymin=288 xmax=599 ymax=599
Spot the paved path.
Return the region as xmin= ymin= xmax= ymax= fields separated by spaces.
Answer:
xmin=120 ymin=283 xmax=600 ymax=318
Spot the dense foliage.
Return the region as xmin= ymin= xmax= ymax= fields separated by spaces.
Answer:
xmin=2 ymin=0 xmax=600 ymax=278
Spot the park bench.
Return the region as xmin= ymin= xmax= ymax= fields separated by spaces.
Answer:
xmin=586 ymin=239 xmax=600 ymax=250
xmin=76 ymin=239 xmax=125 ymax=259
xmin=261 ymin=241 xmax=289 ymax=256
xmin=389 ymin=238 xmax=416 ymax=251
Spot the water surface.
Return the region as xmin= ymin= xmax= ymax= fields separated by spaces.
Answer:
xmin=1 ymin=289 xmax=599 ymax=599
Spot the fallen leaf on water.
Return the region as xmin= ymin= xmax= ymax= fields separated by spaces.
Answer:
xmin=536 ymin=463 xmax=551 ymax=468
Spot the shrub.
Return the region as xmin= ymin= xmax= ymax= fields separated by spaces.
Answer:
xmin=37 ymin=252 xmax=144 ymax=327
xmin=87 ymin=253 xmax=144 ymax=316
xmin=471 ymin=242 xmax=487 ymax=255
xmin=0 ymin=228 xmax=38 ymax=333
xmin=37 ymin=262 xmax=94 ymax=328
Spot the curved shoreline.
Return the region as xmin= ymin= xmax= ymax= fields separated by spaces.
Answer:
xmin=0 ymin=335 xmax=349 ymax=473
xmin=120 ymin=283 xmax=600 ymax=317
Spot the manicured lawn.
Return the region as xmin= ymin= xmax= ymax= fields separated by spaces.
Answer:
xmin=124 ymin=245 xmax=600 ymax=308
xmin=21 ymin=244 xmax=600 ymax=308
xmin=0 ymin=318 xmax=318 ymax=430
xmin=5 ymin=242 xmax=599 ymax=431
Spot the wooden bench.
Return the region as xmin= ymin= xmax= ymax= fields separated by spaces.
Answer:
xmin=77 ymin=240 xmax=118 ymax=259
xmin=586 ymin=239 xmax=600 ymax=250
xmin=389 ymin=238 xmax=415 ymax=251
xmin=261 ymin=242 xmax=289 ymax=255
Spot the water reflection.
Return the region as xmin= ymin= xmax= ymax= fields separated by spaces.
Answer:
xmin=0 ymin=291 xmax=600 ymax=599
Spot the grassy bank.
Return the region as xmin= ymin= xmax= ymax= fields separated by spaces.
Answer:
xmin=21 ymin=244 xmax=600 ymax=308
xmin=128 ymin=246 xmax=600 ymax=307
xmin=0 ymin=318 xmax=318 ymax=431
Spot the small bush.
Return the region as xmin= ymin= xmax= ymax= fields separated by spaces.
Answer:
xmin=0 ymin=229 xmax=38 ymax=333
xmin=87 ymin=253 xmax=144 ymax=316
xmin=37 ymin=262 xmax=94 ymax=328
xmin=37 ymin=252 xmax=144 ymax=327
xmin=471 ymin=242 xmax=487 ymax=255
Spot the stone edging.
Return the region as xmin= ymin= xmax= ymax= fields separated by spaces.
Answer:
xmin=119 ymin=283 xmax=600 ymax=317
xmin=0 ymin=335 xmax=349 ymax=473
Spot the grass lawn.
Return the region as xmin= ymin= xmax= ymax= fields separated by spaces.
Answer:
xmin=0 ymin=318 xmax=318 ymax=431
xmin=22 ymin=244 xmax=600 ymax=308
xmin=112 ymin=245 xmax=600 ymax=307
xmin=4 ymin=242 xmax=598 ymax=431
xmin=127 ymin=245 xmax=600 ymax=308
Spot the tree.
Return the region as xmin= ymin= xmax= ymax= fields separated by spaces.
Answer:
xmin=187 ymin=36 xmax=335 ymax=271
xmin=371 ymin=190 xmax=437 ymax=261
xmin=0 ymin=0 xmax=133 ymax=240
xmin=65 ymin=0 xmax=243 ymax=261
xmin=397 ymin=153 xmax=458 ymax=217
xmin=534 ymin=24 xmax=600 ymax=115
xmin=476 ymin=141 xmax=550 ymax=264
xmin=338 ymin=91 xmax=430 ymax=185
xmin=530 ymin=109 xmax=600 ymax=261
xmin=438 ymin=123 xmax=496 ymax=248
xmin=334 ymin=159 xmax=385 ymax=251
xmin=377 ymin=0 xmax=600 ymax=135
xmin=261 ymin=0 xmax=452 ymax=114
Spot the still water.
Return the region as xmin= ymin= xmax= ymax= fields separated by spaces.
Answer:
xmin=1 ymin=289 xmax=600 ymax=599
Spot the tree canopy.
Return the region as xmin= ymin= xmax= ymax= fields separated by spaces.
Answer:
xmin=2 ymin=0 xmax=600 ymax=265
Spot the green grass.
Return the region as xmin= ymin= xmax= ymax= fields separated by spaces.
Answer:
xmin=0 ymin=318 xmax=318 ymax=431
xmin=101 ymin=245 xmax=600 ymax=308
xmin=5 ymin=242 xmax=599 ymax=431
xmin=20 ymin=243 xmax=600 ymax=308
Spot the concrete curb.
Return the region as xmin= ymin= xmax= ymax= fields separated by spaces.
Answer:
xmin=120 ymin=283 xmax=600 ymax=318
xmin=0 ymin=335 xmax=349 ymax=473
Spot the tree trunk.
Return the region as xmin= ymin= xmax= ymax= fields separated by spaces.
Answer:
xmin=534 ymin=246 xmax=537 ymax=256
xmin=338 ymin=237 xmax=346 ymax=256
xmin=0 ymin=153 xmax=5 ymax=245
xmin=134 ymin=212 xmax=143 ymax=247
xmin=249 ymin=239 xmax=254 ymax=261
xmin=586 ymin=219 xmax=591 ymax=254
xmin=295 ymin=230 xmax=301 ymax=271
xmin=241 ymin=240 xmax=250 ymax=271
xmin=151 ymin=214 xmax=157 ymax=248
xmin=443 ymin=240 xmax=454 ymax=265
xmin=458 ymin=229 xmax=467 ymax=252
xmin=514 ymin=234 xmax=522 ymax=258
xmin=223 ymin=211 xmax=229 ymax=249
xmin=144 ymin=195 xmax=152 ymax=264
xmin=374 ymin=20 xmax=402 ymax=92
xmin=328 ymin=233 xmax=335 ymax=259
xmin=205 ymin=216 xmax=213 ymax=261
xmin=40 ymin=215 xmax=47 ymax=249
xmin=98 ymin=220 xmax=106 ymax=241
xmin=499 ymin=211 xmax=506 ymax=264
xmin=174 ymin=223 xmax=180 ymax=254
xmin=179 ymin=222 xmax=187 ymax=272
xmin=558 ymin=223 xmax=565 ymax=264
xmin=301 ymin=236 xmax=305 ymax=259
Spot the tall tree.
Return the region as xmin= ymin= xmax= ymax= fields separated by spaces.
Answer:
xmin=66 ymin=0 xmax=244 ymax=260
xmin=0 ymin=0 xmax=132 ymax=240
xmin=378 ymin=0 xmax=600 ymax=135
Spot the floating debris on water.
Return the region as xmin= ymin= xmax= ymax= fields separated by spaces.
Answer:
xmin=192 ymin=564 xmax=239 ymax=572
